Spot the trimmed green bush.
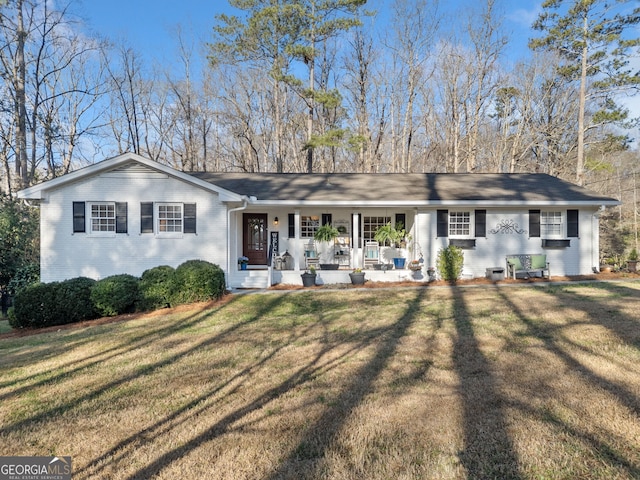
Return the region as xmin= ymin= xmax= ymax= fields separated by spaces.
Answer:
xmin=436 ymin=245 xmax=464 ymax=283
xmin=10 ymin=282 xmax=60 ymax=328
xmin=57 ymin=277 xmax=97 ymax=323
xmin=9 ymin=277 xmax=98 ymax=329
xmin=138 ymin=265 xmax=175 ymax=311
xmin=170 ymin=260 xmax=225 ymax=306
xmin=91 ymin=274 xmax=140 ymax=317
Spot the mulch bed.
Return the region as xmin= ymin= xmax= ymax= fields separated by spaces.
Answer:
xmin=2 ymin=273 xmax=637 ymax=339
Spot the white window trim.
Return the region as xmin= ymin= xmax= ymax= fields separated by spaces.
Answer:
xmin=156 ymin=202 xmax=184 ymax=238
xmin=300 ymin=215 xmax=320 ymax=239
xmin=541 ymin=211 xmax=563 ymax=238
xmin=87 ymin=201 xmax=116 ymax=237
xmin=448 ymin=211 xmax=471 ymax=238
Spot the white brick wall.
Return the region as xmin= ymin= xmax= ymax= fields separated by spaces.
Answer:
xmin=40 ymin=165 xmax=228 ymax=282
xmin=418 ymin=207 xmax=601 ymax=277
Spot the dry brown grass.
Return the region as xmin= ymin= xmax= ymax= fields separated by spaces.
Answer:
xmin=0 ymin=280 xmax=639 ymax=479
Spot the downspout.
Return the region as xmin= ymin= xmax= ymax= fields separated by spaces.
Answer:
xmin=227 ymin=196 xmax=250 ymax=289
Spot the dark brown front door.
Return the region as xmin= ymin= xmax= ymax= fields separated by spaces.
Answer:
xmin=243 ymin=213 xmax=268 ymax=265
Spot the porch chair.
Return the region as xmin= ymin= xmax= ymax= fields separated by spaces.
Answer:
xmin=363 ymin=241 xmax=380 ymax=269
xmin=304 ymin=240 xmax=319 ymax=270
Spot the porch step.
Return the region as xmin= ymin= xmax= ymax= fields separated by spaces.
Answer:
xmin=233 ymin=269 xmax=270 ymax=289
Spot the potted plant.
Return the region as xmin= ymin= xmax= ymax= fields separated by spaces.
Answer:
xmin=349 ymin=267 xmax=366 ymax=285
xmin=408 ymin=259 xmax=422 ymax=271
xmin=374 ymin=222 xmax=410 ymax=269
xmin=238 ymin=256 xmax=249 ymax=270
xmin=301 ymin=265 xmax=317 ymax=287
xmin=628 ymin=248 xmax=638 ymax=273
xmin=314 ymin=224 xmax=340 ymax=270
xmin=426 ymin=266 xmax=436 ymax=281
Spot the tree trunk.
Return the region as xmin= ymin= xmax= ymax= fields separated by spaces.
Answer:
xmin=15 ymin=0 xmax=28 ymax=187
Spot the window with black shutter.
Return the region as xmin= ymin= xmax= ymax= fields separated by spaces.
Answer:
xmin=140 ymin=202 xmax=154 ymax=233
xmin=184 ymin=203 xmax=197 ymax=234
xmin=437 ymin=210 xmax=448 ymax=237
xmin=73 ymin=202 xmax=85 ymax=233
xmin=321 ymin=213 xmax=332 ymax=226
xmin=529 ymin=210 xmax=541 ymax=238
xmin=567 ymin=209 xmax=579 ymax=237
xmin=475 ymin=210 xmax=486 ymax=238
xmin=395 ymin=213 xmax=406 ymax=230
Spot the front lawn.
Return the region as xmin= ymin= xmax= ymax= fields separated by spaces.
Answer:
xmin=0 ymin=281 xmax=639 ymax=479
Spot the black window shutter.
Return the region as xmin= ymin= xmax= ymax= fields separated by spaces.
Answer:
xmin=116 ymin=202 xmax=128 ymax=234
xmin=321 ymin=213 xmax=332 ymax=226
xmin=395 ymin=213 xmax=406 ymax=229
xmin=73 ymin=202 xmax=85 ymax=233
xmin=184 ymin=203 xmax=196 ymax=234
xmin=140 ymin=202 xmax=154 ymax=233
xmin=567 ymin=209 xmax=579 ymax=237
xmin=475 ymin=210 xmax=486 ymax=238
xmin=288 ymin=213 xmax=295 ymax=238
xmin=437 ymin=210 xmax=448 ymax=237
xmin=529 ymin=210 xmax=541 ymax=238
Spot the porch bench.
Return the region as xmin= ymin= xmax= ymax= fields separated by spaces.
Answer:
xmin=506 ymin=254 xmax=550 ymax=279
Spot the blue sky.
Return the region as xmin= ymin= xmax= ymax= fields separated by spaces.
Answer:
xmin=78 ymin=0 xmax=543 ymax=70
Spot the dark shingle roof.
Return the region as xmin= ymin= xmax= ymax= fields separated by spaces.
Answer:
xmin=189 ymin=172 xmax=619 ymax=205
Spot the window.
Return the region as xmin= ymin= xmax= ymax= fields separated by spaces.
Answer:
xmin=449 ymin=212 xmax=470 ymax=236
xmin=363 ymin=216 xmax=391 ymax=242
xmin=90 ymin=203 xmax=116 ymax=233
xmin=301 ymin=215 xmax=320 ymax=238
xmin=158 ymin=203 xmax=183 ymax=233
xmin=541 ymin=211 xmax=562 ymax=237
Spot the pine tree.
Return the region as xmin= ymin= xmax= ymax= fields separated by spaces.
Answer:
xmin=529 ymin=0 xmax=640 ymax=185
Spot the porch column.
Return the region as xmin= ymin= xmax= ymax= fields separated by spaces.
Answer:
xmin=294 ymin=209 xmax=301 ymax=271
xmin=352 ymin=212 xmax=360 ymax=269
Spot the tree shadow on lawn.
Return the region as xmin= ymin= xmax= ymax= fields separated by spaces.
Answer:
xmin=114 ymin=289 xmax=426 ymax=480
xmin=451 ymin=289 xmax=523 ymax=480
xmin=495 ymin=285 xmax=640 ymax=478
xmin=76 ymin=292 xmax=362 ymax=478
xmin=0 ymin=297 xmax=238 ymax=400
xmin=0 ymin=294 xmax=285 ymax=442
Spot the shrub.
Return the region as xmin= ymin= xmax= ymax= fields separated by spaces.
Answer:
xmin=57 ymin=277 xmax=97 ymax=323
xmin=170 ymin=260 xmax=225 ymax=306
xmin=91 ymin=274 xmax=140 ymax=317
xmin=10 ymin=277 xmax=98 ymax=329
xmin=10 ymin=282 xmax=61 ymax=328
xmin=138 ymin=265 xmax=175 ymax=311
xmin=436 ymin=245 xmax=464 ymax=283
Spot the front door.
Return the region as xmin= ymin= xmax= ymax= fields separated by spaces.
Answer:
xmin=243 ymin=213 xmax=268 ymax=265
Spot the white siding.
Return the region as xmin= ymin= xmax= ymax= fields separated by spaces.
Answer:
xmin=40 ymin=164 xmax=227 ymax=282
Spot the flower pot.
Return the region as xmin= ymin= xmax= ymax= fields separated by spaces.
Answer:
xmin=393 ymin=257 xmax=406 ymax=269
xmin=240 ymin=263 xmax=247 ymax=270
xmin=301 ymin=272 xmax=316 ymax=287
xmin=349 ymin=272 xmax=366 ymax=285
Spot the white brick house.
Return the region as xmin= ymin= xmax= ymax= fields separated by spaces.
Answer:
xmin=18 ymin=153 xmax=620 ymax=288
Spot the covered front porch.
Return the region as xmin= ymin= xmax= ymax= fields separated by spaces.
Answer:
xmin=227 ymin=207 xmax=422 ymax=289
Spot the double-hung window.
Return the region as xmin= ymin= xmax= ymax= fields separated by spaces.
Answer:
xmin=363 ymin=216 xmax=391 ymax=242
xmin=541 ymin=211 xmax=562 ymax=237
xmin=301 ymin=215 xmax=320 ymax=238
xmin=158 ymin=203 xmax=183 ymax=233
xmin=449 ymin=212 xmax=470 ymax=236
xmin=90 ymin=203 xmax=116 ymax=233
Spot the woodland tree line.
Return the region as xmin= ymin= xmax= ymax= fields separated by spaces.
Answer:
xmin=0 ymin=0 xmax=639 ymax=290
